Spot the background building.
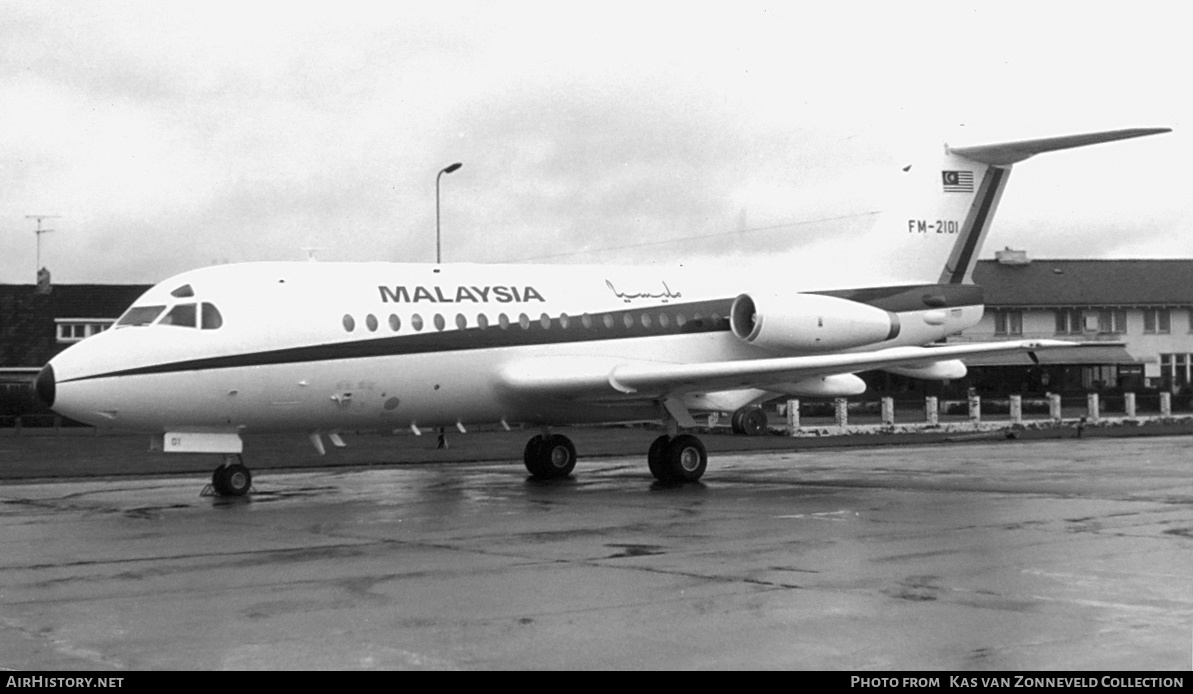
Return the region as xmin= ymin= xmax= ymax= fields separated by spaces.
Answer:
xmin=0 ymin=274 xmax=150 ymax=419
xmin=953 ymin=251 xmax=1193 ymax=395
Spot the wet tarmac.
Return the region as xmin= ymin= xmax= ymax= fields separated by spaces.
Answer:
xmin=1 ymin=436 xmax=1190 ymax=670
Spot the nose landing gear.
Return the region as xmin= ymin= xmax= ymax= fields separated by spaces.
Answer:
xmin=205 ymin=454 xmax=254 ymax=497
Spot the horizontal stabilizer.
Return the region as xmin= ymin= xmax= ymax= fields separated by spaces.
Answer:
xmin=949 ymin=127 xmax=1171 ymax=166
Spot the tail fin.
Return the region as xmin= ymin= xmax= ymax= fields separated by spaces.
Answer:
xmin=877 ymin=127 xmax=1170 ymax=285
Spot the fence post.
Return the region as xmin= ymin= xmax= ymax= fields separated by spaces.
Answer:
xmin=968 ymin=393 xmax=981 ymax=424
xmin=834 ymin=398 xmax=848 ymax=429
xmin=1086 ymin=393 xmax=1100 ymax=423
xmin=1009 ymin=394 xmax=1022 ymax=424
xmin=786 ymin=399 xmax=800 ymax=435
xmin=925 ymin=396 xmax=938 ymax=426
xmin=1124 ymin=392 xmax=1136 ymax=418
xmin=1049 ymin=393 xmax=1062 ymax=421
xmin=881 ymin=397 xmax=895 ymax=427
xmin=1160 ymin=392 xmax=1172 ymax=416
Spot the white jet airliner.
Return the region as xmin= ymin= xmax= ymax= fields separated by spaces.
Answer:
xmin=35 ymin=127 xmax=1169 ymax=495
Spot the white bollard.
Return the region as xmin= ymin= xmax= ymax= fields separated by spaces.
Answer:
xmin=1009 ymin=394 xmax=1022 ymax=424
xmin=1049 ymin=393 xmax=1062 ymax=421
xmin=1160 ymin=392 xmax=1172 ymax=416
xmin=925 ymin=396 xmax=938 ymax=426
xmin=786 ymin=399 xmax=800 ymax=435
xmin=1124 ymin=392 xmax=1136 ymax=418
xmin=834 ymin=398 xmax=848 ymax=428
xmin=1087 ymin=393 xmax=1100 ymax=422
xmin=968 ymin=394 xmax=981 ymax=424
xmin=881 ymin=397 xmax=895 ymax=427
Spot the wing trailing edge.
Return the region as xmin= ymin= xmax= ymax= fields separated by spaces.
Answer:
xmin=496 ymin=340 xmax=1080 ymax=401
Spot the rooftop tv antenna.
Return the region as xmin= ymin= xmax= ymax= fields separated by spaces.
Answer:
xmin=26 ymin=215 xmax=61 ymax=279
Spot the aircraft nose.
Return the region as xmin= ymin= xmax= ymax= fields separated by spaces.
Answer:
xmin=34 ymin=364 xmax=55 ymax=409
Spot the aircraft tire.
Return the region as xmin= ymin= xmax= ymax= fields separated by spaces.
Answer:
xmin=740 ymin=408 xmax=768 ymax=436
xmin=211 ymin=460 xmax=252 ymax=496
xmin=662 ymin=434 xmax=707 ymax=483
xmin=524 ymin=434 xmax=576 ymax=479
xmin=211 ymin=465 xmax=227 ymax=495
xmin=223 ymin=463 xmax=252 ymax=496
xmin=730 ymin=410 xmax=745 ymax=434
xmin=522 ymin=435 xmax=546 ymax=477
xmin=647 ymin=434 xmax=671 ymax=482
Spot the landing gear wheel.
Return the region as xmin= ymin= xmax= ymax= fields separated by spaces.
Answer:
xmin=647 ymin=434 xmax=671 ymax=481
xmin=739 ymin=408 xmax=768 ymax=436
xmin=652 ymin=434 xmax=707 ymax=483
xmin=524 ymin=434 xmax=577 ymax=480
xmin=730 ymin=410 xmax=745 ymax=434
xmin=211 ymin=457 xmax=252 ymax=497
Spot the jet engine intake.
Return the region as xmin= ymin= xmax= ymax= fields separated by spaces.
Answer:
xmin=730 ymin=293 xmax=900 ymax=352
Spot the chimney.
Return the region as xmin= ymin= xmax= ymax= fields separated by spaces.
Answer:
xmin=995 ymin=247 xmax=1030 ymax=266
xmin=35 ymin=267 xmax=52 ymax=295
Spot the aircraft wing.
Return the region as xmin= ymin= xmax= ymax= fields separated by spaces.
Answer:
xmin=497 ymin=340 xmax=1076 ymax=400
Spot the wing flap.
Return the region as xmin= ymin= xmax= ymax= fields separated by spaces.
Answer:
xmin=497 ymin=340 xmax=1078 ymax=401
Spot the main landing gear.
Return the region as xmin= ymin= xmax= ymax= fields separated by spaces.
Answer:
xmin=523 ymin=433 xmax=577 ymax=480
xmin=730 ymin=406 xmax=768 ymax=436
xmin=522 ymin=430 xmax=709 ymax=483
xmin=207 ymin=454 xmax=253 ymax=497
xmin=647 ymin=434 xmax=707 ymax=483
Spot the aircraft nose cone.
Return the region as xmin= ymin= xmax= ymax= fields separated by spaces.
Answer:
xmin=34 ymin=364 xmax=55 ymax=409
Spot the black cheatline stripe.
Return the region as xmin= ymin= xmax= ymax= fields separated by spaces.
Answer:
xmin=946 ymin=167 xmax=1007 ymax=284
xmin=60 ymin=298 xmax=738 ymax=383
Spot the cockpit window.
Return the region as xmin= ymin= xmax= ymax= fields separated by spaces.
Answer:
xmin=159 ymin=303 xmax=198 ymax=328
xmin=116 ymin=305 xmax=166 ymax=327
xmin=170 ymin=284 xmax=195 ymax=298
xmin=201 ymin=303 xmax=223 ymax=330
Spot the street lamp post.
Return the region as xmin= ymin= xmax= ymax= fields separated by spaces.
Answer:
xmin=436 ymin=162 xmax=462 ymax=264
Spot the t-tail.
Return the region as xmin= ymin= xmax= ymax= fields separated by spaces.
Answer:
xmin=876 ymin=127 xmax=1170 ymax=285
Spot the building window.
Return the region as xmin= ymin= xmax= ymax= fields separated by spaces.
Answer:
xmin=1054 ymin=309 xmax=1083 ymax=335
xmin=993 ymin=310 xmax=1022 ymax=336
xmin=1160 ymin=353 xmax=1192 ymax=389
xmin=1097 ymin=309 xmax=1127 ymax=334
xmin=55 ymin=320 xmax=114 ymax=343
xmin=1143 ymin=308 xmax=1171 ymax=334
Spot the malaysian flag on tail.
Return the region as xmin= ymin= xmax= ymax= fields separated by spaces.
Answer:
xmin=942 ymin=170 xmax=975 ymax=193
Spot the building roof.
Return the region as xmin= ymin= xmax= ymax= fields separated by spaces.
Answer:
xmin=973 ymin=258 xmax=1193 ymax=307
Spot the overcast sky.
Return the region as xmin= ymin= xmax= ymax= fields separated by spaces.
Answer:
xmin=2 ymin=1 xmax=1189 ymax=285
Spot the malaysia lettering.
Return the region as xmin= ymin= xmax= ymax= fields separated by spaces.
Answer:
xmin=378 ymin=286 xmax=545 ymax=304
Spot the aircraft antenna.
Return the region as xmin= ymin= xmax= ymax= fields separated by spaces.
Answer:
xmin=26 ymin=214 xmax=61 ymax=280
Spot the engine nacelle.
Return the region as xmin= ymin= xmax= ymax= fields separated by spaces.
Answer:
xmin=730 ymin=293 xmax=900 ymax=352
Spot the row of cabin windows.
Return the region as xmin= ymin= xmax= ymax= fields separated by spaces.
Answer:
xmin=993 ymin=308 xmax=1174 ymax=336
xmin=342 ymin=310 xmax=726 ymax=334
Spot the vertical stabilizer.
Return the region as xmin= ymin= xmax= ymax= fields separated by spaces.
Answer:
xmin=873 ymin=127 xmax=1169 ymax=285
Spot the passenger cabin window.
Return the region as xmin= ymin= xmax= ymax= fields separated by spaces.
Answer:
xmin=117 ymin=305 xmax=166 ymax=327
